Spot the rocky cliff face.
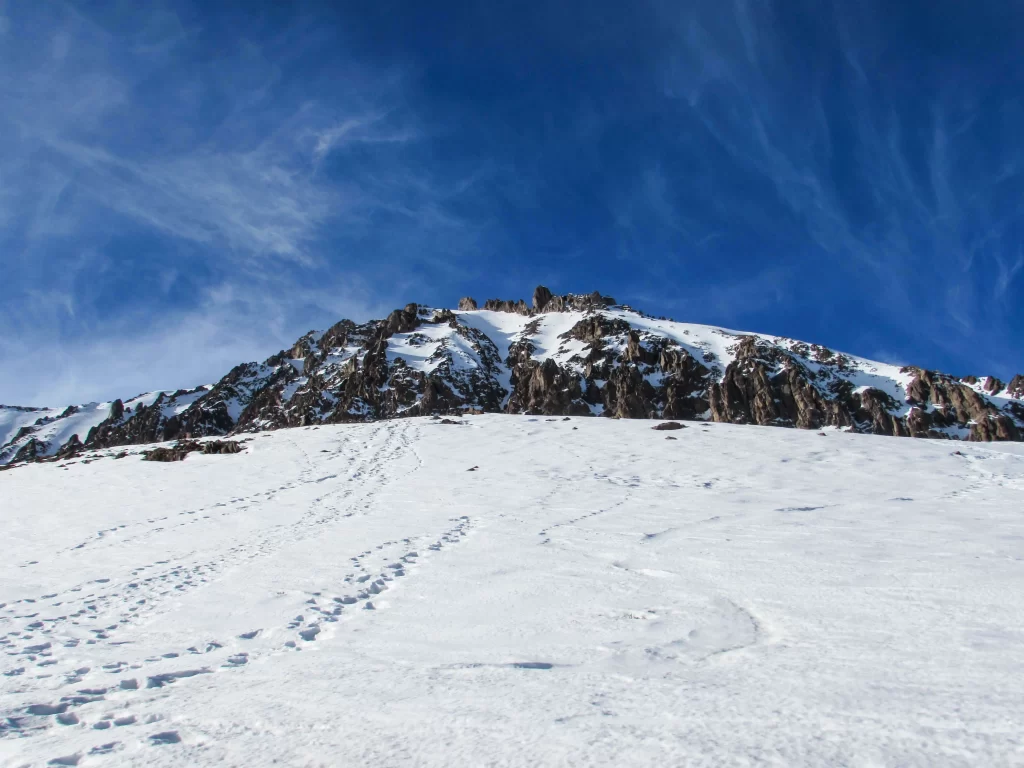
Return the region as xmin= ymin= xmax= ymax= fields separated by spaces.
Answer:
xmin=3 ymin=286 xmax=1022 ymax=464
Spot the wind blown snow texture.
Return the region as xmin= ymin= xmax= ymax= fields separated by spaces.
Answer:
xmin=2 ymin=416 xmax=1023 ymax=766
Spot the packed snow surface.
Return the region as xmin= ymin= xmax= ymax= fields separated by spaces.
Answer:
xmin=2 ymin=416 xmax=1023 ymax=766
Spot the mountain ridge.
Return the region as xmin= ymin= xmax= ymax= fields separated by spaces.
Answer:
xmin=3 ymin=285 xmax=1023 ymax=464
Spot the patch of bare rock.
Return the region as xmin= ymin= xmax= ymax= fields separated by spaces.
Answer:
xmin=143 ymin=440 xmax=243 ymax=462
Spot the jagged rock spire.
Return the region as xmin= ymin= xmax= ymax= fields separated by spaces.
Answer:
xmin=532 ymin=285 xmax=554 ymax=311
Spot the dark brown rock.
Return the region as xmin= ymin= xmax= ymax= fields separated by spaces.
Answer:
xmin=532 ymin=285 xmax=554 ymax=311
xmin=506 ymin=357 xmax=591 ymax=416
xmin=143 ymin=439 xmax=242 ymax=462
xmin=852 ymin=388 xmax=905 ymax=437
xmin=386 ymin=304 xmax=420 ymax=335
xmin=903 ymin=368 xmax=1017 ymax=439
xmin=142 ymin=442 xmax=196 ymax=462
xmin=540 ymin=290 xmax=616 ymax=314
xmin=13 ymin=438 xmax=43 ymax=463
xmin=562 ymin=315 xmax=632 ymax=344
xmin=601 ymin=364 xmax=657 ymax=419
xmin=56 ymin=434 xmax=83 ymax=458
xmin=482 ymin=298 xmax=530 ymax=315
xmin=429 ymin=309 xmax=457 ymax=324
xmin=983 ymin=377 xmax=1004 ymax=395
xmin=202 ymin=440 xmax=243 ymax=455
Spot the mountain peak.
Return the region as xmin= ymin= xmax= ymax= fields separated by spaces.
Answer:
xmin=3 ymin=288 xmax=1022 ymax=465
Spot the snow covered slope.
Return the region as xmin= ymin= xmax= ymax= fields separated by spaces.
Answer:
xmin=3 ymin=286 xmax=1023 ymax=465
xmin=2 ymin=416 xmax=1023 ymax=766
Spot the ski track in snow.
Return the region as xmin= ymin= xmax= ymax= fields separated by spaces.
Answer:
xmin=2 ymin=416 xmax=1024 ymax=766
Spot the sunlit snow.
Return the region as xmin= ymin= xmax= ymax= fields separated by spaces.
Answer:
xmin=2 ymin=416 xmax=1023 ymax=766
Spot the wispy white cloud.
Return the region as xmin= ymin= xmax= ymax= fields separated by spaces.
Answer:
xmin=994 ymin=250 xmax=1024 ymax=301
xmin=3 ymin=0 xmax=1021 ymax=403
xmin=0 ymin=280 xmax=392 ymax=406
xmin=0 ymin=2 xmax=487 ymax=403
xmin=0 ymin=4 xmax=400 ymax=265
xmin=41 ymin=136 xmax=337 ymax=263
xmin=311 ymin=112 xmax=421 ymax=165
xmin=653 ymin=0 xmax=1024 ymax=373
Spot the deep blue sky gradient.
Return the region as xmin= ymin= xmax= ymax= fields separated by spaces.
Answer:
xmin=1 ymin=0 xmax=1022 ymax=404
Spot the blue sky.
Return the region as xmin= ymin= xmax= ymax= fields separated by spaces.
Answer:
xmin=1 ymin=0 xmax=1021 ymax=405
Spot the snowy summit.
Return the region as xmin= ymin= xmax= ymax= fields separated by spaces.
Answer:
xmin=3 ymin=286 xmax=1023 ymax=468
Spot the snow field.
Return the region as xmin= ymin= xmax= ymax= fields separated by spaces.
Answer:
xmin=1 ymin=416 xmax=1023 ymax=766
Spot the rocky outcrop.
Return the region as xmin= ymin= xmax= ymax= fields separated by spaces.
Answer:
xmin=143 ymin=439 xmax=243 ymax=462
xmin=562 ymin=315 xmax=632 ymax=345
xmin=386 ymin=304 xmax=421 ymax=335
xmin=538 ymin=290 xmax=617 ymax=314
xmin=483 ymin=298 xmax=531 ymax=315
xmin=56 ymin=434 xmax=83 ymax=458
xmin=700 ymin=342 xmax=1018 ymax=440
xmin=13 ymin=438 xmax=43 ymax=463
xmin=854 ymin=389 xmax=908 ymax=437
xmin=532 ymin=285 xmax=554 ymax=311
xmin=506 ymin=357 xmax=592 ymax=416
xmin=704 ymin=339 xmax=851 ymax=432
xmin=903 ymin=368 xmax=1019 ymax=441
xmin=480 ymin=287 xmax=616 ymax=317
xmin=84 ymin=386 xmax=232 ymax=450
xmin=3 ymin=286 xmax=1021 ymax=465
